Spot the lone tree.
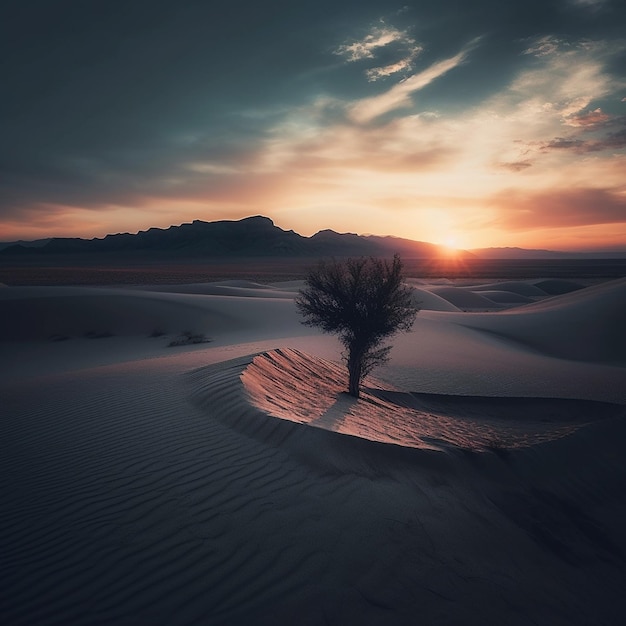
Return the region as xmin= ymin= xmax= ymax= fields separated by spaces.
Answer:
xmin=295 ymin=255 xmax=418 ymax=398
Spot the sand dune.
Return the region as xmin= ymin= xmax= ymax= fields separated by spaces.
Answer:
xmin=409 ymin=287 xmax=461 ymax=311
xmin=533 ymin=278 xmax=585 ymax=295
xmin=241 ymin=348 xmax=622 ymax=451
xmin=0 ymin=286 xmax=302 ymax=342
xmin=418 ymin=278 xmax=588 ymax=310
xmin=1 ymin=276 xmax=625 ymax=624
xmin=454 ymin=277 xmax=626 ymax=364
xmin=471 ymin=280 xmax=549 ymax=297
xmin=422 ymin=285 xmax=504 ymax=310
xmin=468 ymin=289 xmax=534 ymax=304
xmin=131 ymin=280 xmax=296 ymax=299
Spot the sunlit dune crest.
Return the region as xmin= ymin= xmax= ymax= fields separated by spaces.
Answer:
xmin=241 ymin=348 xmax=616 ymax=451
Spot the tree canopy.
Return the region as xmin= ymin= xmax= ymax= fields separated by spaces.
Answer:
xmin=295 ymin=255 xmax=418 ymax=397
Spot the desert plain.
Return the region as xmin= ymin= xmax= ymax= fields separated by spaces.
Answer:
xmin=1 ymin=266 xmax=626 ymax=625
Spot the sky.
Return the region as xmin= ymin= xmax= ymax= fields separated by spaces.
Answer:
xmin=1 ymin=0 xmax=625 ymax=251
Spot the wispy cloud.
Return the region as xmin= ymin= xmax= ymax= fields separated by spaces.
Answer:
xmin=498 ymin=160 xmax=533 ymax=172
xmin=542 ymin=137 xmax=587 ymax=151
xmin=569 ymin=0 xmax=609 ymax=10
xmin=335 ymin=21 xmax=423 ymax=82
xmin=510 ymin=40 xmax=616 ymax=121
xmin=349 ymin=46 xmax=472 ymax=123
xmin=522 ymin=35 xmax=565 ymax=57
xmin=521 ymin=35 xmax=598 ymax=60
xmin=335 ymin=25 xmax=413 ymax=62
xmin=365 ymin=55 xmax=420 ymax=82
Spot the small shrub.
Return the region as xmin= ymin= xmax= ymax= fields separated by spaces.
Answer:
xmin=168 ymin=330 xmax=211 ymax=347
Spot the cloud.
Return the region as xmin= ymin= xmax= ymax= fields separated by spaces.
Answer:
xmin=489 ymin=187 xmax=626 ymax=229
xmin=563 ymin=107 xmax=611 ymax=127
xmin=511 ymin=41 xmax=614 ymax=120
xmin=349 ymin=46 xmax=472 ymax=123
xmin=501 ymin=40 xmax=626 ymax=163
xmin=541 ymin=127 xmax=626 ymax=153
xmin=569 ymin=0 xmax=609 ymax=10
xmin=602 ymin=128 xmax=626 ymax=150
xmin=522 ymin=35 xmax=565 ymax=57
xmin=335 ymin=25 xmax=412 ymax=62
xmin=498 ymin=160 xmax=533 ymax=172
xmin=335 ymin=21 xmax=423 ymax=82
xmin=365 ymin=54 xmax=420 ymax=82
xmin=542 ymin=137 xmax=587 ymax=150
xmin=256 ymin=113 xmax=456 ymax=176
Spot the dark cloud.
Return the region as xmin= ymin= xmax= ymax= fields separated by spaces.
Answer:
xmin=543 ymin=137 xmax=588 ymax=151
xmin=542 ymin=127 xmax=626 ymax=153
xmin=564 ymin=108 xmax=612 ymax=127
xmin=601 ymin=128 xmax=626 ymax=150
xmin=499 ymin=160 xmax=533 ymax=172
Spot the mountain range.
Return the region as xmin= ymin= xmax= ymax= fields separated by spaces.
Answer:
xmin=0 ymin=216 xmax=624 ymax=259
xmin=0 ymin=216 xmax=472 ymax=259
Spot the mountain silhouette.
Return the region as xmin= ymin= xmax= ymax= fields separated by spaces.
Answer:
xmin=0 ymin=215 xmax=474 ymax=259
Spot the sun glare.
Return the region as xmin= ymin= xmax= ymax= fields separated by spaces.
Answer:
xmin=438 ymin=236 xmax=461 ymax=258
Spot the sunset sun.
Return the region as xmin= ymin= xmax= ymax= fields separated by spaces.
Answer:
xmin=444 ymin=236 xmax=458 ymax=250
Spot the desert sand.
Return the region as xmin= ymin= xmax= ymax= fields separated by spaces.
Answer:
xmin=1 ymin=276 xmax=625 ymax=625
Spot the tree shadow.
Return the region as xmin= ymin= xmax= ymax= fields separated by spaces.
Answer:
xmin=309 ymin=392 xmax=359 ymax=431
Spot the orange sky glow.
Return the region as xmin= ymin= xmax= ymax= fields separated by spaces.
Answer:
xmin=1 ymin=5 xmax=625 ymax=252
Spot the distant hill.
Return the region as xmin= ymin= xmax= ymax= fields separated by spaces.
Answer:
xmin=0 ymin=238 xmax=51 ymax=251
xmin=471 ymin=247 xmax=626 ymax=259
xmin=0 ymin=216 xmax=475 ymax=260
xmin=470 ymin=247 xmax=572 ymax=259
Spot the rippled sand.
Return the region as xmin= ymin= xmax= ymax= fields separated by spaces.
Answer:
xmin=1 ymin=277 xmax=625 ymax=625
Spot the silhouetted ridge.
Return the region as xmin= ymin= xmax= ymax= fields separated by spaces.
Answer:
xmin=0 ymin=215 xmax=474 ymax=259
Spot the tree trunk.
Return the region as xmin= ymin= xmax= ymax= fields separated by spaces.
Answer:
xmin=347 ymin=348 xmax=362 ymax=398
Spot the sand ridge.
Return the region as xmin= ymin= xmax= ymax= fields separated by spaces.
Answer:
xmin=241 ymin=348 xmax=622 ymax=451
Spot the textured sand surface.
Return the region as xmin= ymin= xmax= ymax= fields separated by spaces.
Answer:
xmin=242 ymin=348 xmax=622 ymax=450
xmin=1 ymin=278 xmax=625 ymax=624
